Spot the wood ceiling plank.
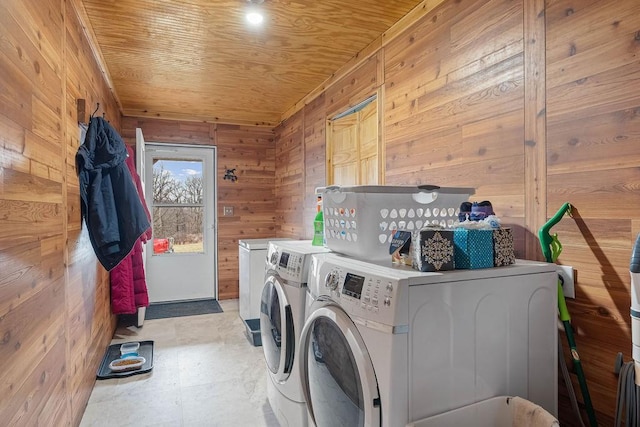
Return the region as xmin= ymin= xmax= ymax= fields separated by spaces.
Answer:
xmin=79 ymin=0 xmax=425 ymax=124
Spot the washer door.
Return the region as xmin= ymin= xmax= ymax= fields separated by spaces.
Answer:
xmin=299 ymin=304 xmax=380 ymax=427
xmin=260 ymin=273 xmax=295 ymax=382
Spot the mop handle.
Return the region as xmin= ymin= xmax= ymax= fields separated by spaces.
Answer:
xmin=538 ymin=203 xmax=598 ymax=427
xmin=564 ymin=320 xmax=599 ymax=427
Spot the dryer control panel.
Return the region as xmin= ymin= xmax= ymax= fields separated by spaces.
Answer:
xmin=268 ymin=249 xmax=306 ymax=283
xmin=266 ymin=241 xmax=330 ymax=285
xmin=320 ymin=264 xmax=406 ymax=328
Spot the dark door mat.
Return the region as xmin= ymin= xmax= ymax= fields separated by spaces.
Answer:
xmin=97 ymin=340 xmax=154 ymax=380
xmin=144 ymin=299 xmax=223 ymax=320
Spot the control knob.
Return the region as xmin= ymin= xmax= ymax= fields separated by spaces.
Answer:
xmin=325 ymin=270 xmax=340 ymax=291
xmin=269 ymin=251 xmax=279 ymax=266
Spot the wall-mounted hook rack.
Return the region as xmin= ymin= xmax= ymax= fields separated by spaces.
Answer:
xmin=77 ymin=99 xmax=106 ymax=125
xmin=92 ymin=102 xmax=100 ymax=118
xmin=77 ymin=99 xmax=87 ymax=124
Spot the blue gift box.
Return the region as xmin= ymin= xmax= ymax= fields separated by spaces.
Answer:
xmin=453 ymin=228 xmax=494 ymax=269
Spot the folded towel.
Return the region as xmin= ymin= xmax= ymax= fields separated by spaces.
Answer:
xmin=509 ymin=396 xmax=559 ymax=427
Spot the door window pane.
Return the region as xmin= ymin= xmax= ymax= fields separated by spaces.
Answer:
xmin=151 ymin=158 xmax=204 ymax=255
xmin=152 ymin=159 xmax=203 ymax=204
xmin=152 ymin=207 xmax=204 ymax=254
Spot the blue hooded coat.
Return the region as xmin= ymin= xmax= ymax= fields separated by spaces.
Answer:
xmin=76 ymin=117 xmax=151 ymax=271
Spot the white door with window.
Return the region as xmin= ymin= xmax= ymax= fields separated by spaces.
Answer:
xmin=143 ymin=143 xmax=217 ymax=302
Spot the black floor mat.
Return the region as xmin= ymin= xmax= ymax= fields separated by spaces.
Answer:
xmin=97 ymin=340 xmax=154 ymax=379
xmin=144 ymin=299 xmax=223 ymax=320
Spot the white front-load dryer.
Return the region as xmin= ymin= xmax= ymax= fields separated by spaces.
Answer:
xmin=260 ymin=240 xmax=330 ymax=427
xmin=300 ymin=252 xmax=558 ymax=427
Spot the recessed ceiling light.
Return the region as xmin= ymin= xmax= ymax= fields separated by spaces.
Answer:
xmin=246 ymin=11 xmax=264 ymax=25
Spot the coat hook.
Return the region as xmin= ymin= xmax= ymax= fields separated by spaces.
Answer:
xmin=91 ymin=102 xmax=100 ymax=118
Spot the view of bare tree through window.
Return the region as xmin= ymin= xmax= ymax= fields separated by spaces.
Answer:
xmin=152 ymin=159 xmax=204 ymax=254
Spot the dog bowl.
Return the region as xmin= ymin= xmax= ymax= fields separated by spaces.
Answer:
xmin=120 ymin=342 xmax=140 ymax=357
xmin=109 ymin=356 xmax=145 ymax=372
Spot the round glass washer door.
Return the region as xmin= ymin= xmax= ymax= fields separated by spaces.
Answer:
xmin=299 ymin=304 xmax=380 ymax=427
xmin=260 ymin=273 xmax=294 ymax=381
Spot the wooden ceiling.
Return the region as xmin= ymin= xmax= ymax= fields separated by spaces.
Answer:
xmin=77 ymin=0 xmax=425 ymax=126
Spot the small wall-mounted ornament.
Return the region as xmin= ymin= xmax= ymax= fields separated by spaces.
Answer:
xmin=224 ymin=168 xmax=238 ymax=182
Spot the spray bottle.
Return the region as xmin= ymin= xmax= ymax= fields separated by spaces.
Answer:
xmin=630 ymin=233 xmax=640 ymax=384
xmin=312 ymin=195 xmax=324 ymax=246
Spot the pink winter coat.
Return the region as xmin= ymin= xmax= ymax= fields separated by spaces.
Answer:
xmin=110 ymin=146 xmax=151 ymax=314
xmin=110 ymin=240 xmax=148 ymax=314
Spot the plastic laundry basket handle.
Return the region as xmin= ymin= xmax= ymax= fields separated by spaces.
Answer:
xmin=417 ymin=185 xmax=440 ymax=191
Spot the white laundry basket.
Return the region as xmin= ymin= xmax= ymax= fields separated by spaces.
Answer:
xmin=320 ymin=185 xmax=474 ymax=262
xmin=406 ymin=396 xmax=559 ymax=427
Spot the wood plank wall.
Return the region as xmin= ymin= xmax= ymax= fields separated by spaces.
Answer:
xmin=545 ymin=0 xmax=640 ymax=423
xmin=384 ymin=0 xmax=527 ymax=255
xmin=326 ymin=53 xmax=381 ymax=118
xmin=275 ymin=112 xmax=305 ymax=238
xmin=120 ymin=118 xmax=276 ymax=300
xmin=302 ymin=94 xmax=328 ymax=240
xmin=1 ymin=0 xmax=637 ymax=425
xmin=1 ymin=0 xmax=120 ymax=425
xmin=274 ymin=0 xmax=640 ymax=424
xmin=276 ymin=58 xmax=382 ymax=237
xmin=65 ymin=1 xmax=123 ymax=424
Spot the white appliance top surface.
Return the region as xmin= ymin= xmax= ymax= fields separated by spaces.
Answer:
xmin=316 ymin=252 xmax=557 ymax=284
xmin=269 ymin=240 xmax=332 ymax=255
xmin=239 ymin=238 xmax=291 ymax=250
xmin=267 ymin=241 xmax=331 ymax=284
xmin=308 ymin=252 xmax=558 ymax=330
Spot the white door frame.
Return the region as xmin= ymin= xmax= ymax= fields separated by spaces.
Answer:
xmin=135 ymin=128 xmax=147 ymax=324
xmin=143 ymin=142 xmax=218 ymax=302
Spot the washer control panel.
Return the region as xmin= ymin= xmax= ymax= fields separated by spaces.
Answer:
xmin=267 ymin=247 xmax=308 ymax=283
xmin=321 ymin=265 xmax=402 ymax=325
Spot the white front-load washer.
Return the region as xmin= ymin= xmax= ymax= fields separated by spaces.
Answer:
xmin=260 ymin=240 xmax=330 ymax=427
xmin=300 ymin=253 xmax=558 ymax=427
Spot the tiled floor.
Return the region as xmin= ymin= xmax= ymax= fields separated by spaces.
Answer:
xmin=80 ymin=300 xmax=280 ymax=427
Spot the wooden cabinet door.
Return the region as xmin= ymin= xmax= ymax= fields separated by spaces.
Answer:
xmin=328 ymin=113 xmax=358 ymax=185
xmin=359 ymin=101 xmax=378 ymax=185
xmin=327 ymin=96 xmax=380 ymax=185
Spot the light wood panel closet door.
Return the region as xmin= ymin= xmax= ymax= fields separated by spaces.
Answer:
xmin=359 ymin=101 xmax=379 ymax=185
xmin=328 ymin=113 xmax=358 ymax=185
xmin=327 ymin=97 xmax=380 ymax=185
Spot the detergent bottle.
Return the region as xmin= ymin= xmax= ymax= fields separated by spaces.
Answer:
xmin=312 ymin=195 xmax=324 ymax=246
